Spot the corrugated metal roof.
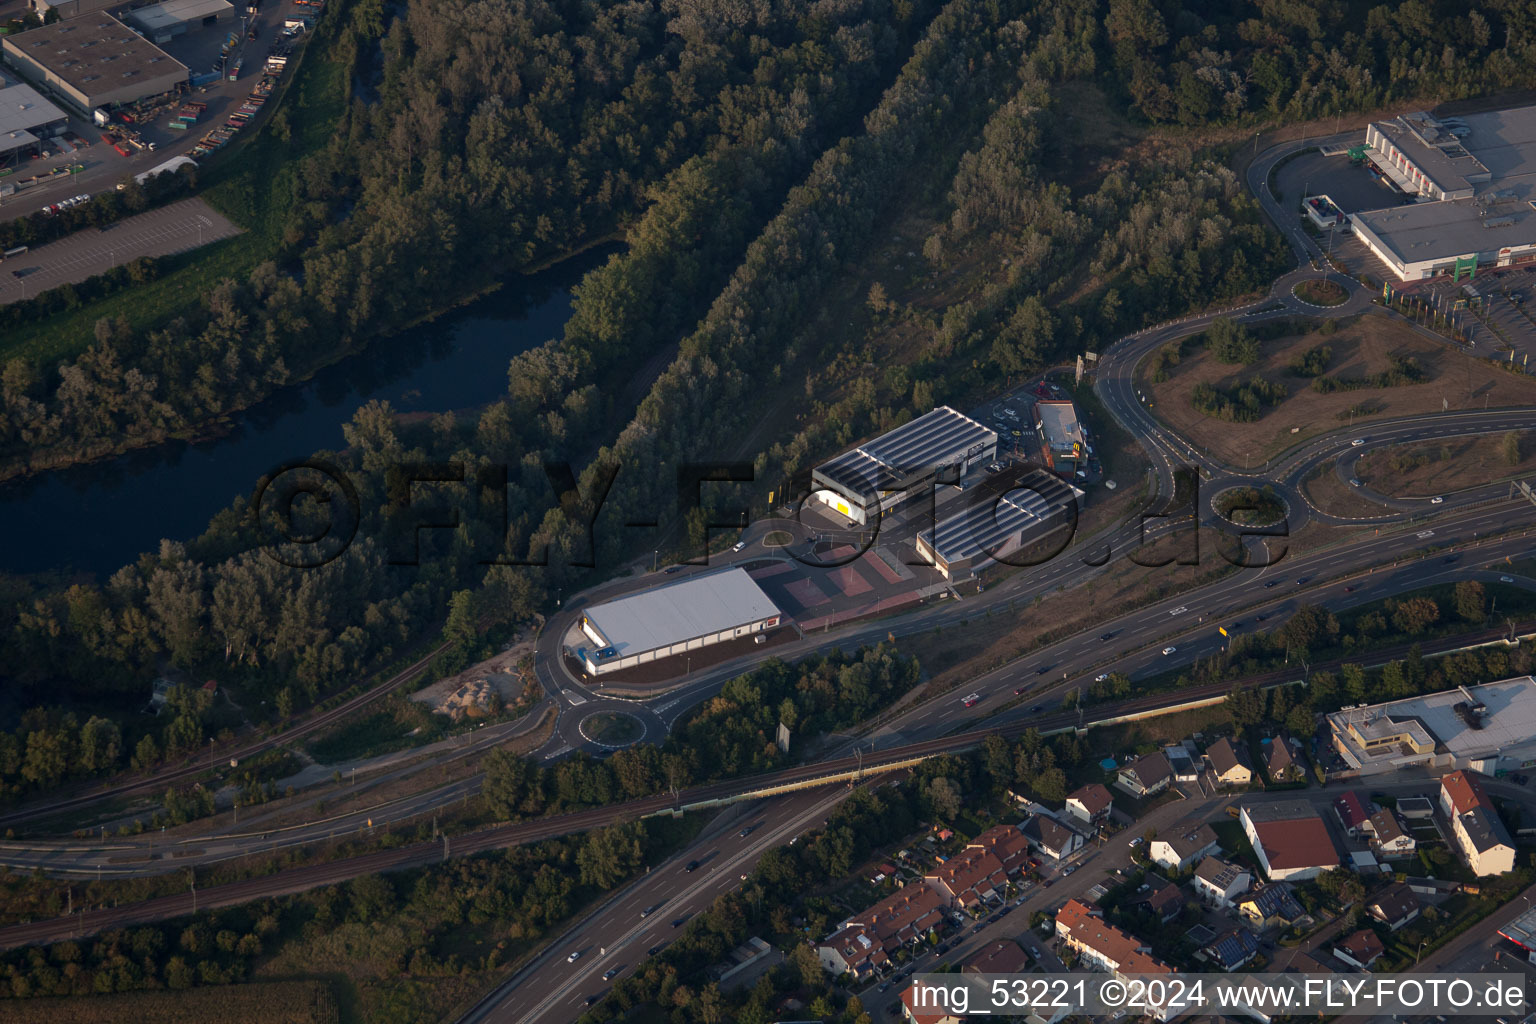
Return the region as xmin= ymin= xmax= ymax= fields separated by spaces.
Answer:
xmin=921 ymin=469 xmax=1074 ymax=564
xmin=814 ymin=406 xmax=996 ymax=498
xmin=581 ymin=567 xmax=780 ymax=657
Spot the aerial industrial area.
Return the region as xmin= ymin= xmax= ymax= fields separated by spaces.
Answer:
xmin=3 ymin=2 xmax=1536 ymax=1024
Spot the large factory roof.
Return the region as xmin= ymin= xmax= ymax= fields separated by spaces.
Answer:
xmin=580 ymin=568 xmax=780 ymax=658
xmin=814 ymin=406 xmax=995 ymax=499
xmin=5 ymin=14 xmax=187 ymax=95
xmin=1353 ymin=198 xmax=1536 ymax=261
xmin=1329 ymin=678 xmax=1536 ymax=763
xmin=920 ymin=469 xmax=1075 ymax=564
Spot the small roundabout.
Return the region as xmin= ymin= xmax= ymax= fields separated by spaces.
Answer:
xmin=1291 ymin=277 xmax=1349 ymax=308
xmin=1212 ymin=484 xmax=1289 ymax=528
xmin=578 ymin=710 xmax=646 ymax=749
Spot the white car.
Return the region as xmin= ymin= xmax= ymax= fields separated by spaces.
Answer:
xmin=567 ymin=951 xmax=580 ymax=963
xmin=1169 ymin=605 xmax=1187 ymax=616
xmin=1351 ymin=438 xmax=1366 ymax=446
xmin=732 ymin=540 xmax=746 ymax=552
xmin=1430 ymin=496 xmax=1444 ymax=504
xmin=1349 ymin=478 xmax=1361 ymax=487
xmin=1501 ymin=576 xmax=1515 ymax=583
xmin=1095 ymin=673 xmax=1109 ymax=682
xmin=1162 ymin=646 xmax=1177 ymax=655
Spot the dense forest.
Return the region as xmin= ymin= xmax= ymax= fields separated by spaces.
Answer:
xmin=6 ymin=0 xmax=1536 ymax=789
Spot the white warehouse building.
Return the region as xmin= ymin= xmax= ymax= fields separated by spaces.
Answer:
xmin=577 ymin=568 xmax=782 ymax=677
xmin=1351 ymin=106 xmax=1536 ymax=280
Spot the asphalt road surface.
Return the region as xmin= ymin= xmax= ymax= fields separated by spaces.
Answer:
xmin=0 ymin=198 xmax=240 ymax=306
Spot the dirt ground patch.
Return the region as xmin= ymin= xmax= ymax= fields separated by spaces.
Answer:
xmin=1356 ymin=431 xmax=1536 ymax=498
xmin=1142 ymin=316 xmax=1536 ymax=465
xmin=1301 ymin=465 xmax=1398 ymax=519
xmin=411 ymin=631 xmax=538 ymax=721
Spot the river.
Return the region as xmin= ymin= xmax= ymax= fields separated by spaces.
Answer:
xmin=0 ymin=252 xmax=604 ymax=577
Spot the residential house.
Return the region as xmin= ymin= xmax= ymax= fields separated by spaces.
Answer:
xmin=901 ymin=986 xmax=964 ymax=1024
xmin=1333 ymin=928 xmax=1385 ymax=970
xmin=1166 ymin=745 xmax=1199 ymax=782
xmin=1241 ymin=801 xmax=1340 ymax=881
xmin=1022 ymin=814 xmax=1084 ymax=861
xmin=1238 ymin=883 xmax=1307 ymax=928
xmin=1130 ymin=872 xmax=1185 ymax=923
xmin=1055 ymin=899 xmax=1173 ymax=976
xmin=1366 ymin=882 xmax=1421 ymax=932
xmin=1150 ymin=824 xmax=1219 ymax=873
xmin=1441 ymin=770 xmax=1516 ymax=876
xmin=1205 ymin=737 xmax=1253 ymax=787
xmin=924 ymin=825 xmax=1032 ymax=910
xmin=1264 ymin=735 xmax=1303 ymax=783
xmin=1118 ymin=752 xmax=1173 ymax=798
xmin=1203 ymin=929 xmax=1261 ymax=972
xmin=963 ymin=939 xmax=1031 ymax=976
xmin=1368 ymin=809 xmax=1416 ymax=858
xmin=817 ymin=885 xmax=946 ymax=980
xmin=1065 ymin=783 xmax=1114 ymax=826
xmin=1193 ymin=856 xmax=1251 ymax=908
xmin=1332 ymin=791 xmax=1371 ymax=835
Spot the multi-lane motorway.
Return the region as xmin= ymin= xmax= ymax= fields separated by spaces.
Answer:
xmin=2 ymin=125 xmax=1535 ymax=1021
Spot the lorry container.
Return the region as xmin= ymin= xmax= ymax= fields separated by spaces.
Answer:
xmin=228 ymin=58 xmax=242 ymax=82
xmin=92 ymin=108 xmax=111 ymax=127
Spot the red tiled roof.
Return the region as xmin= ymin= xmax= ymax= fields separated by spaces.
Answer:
xmin=1068 ymin=783 xmax=1114 ymax=816
xmin=963 ymin=939 xmax=1031 ymax=975
xmin=1442 ymin=770 xmax=1490 ymax=815
xmin=967 ymin=824 xmax=1033 ymax=871
xmin=1250 ymin=814 xmax=1339 ymax=871
xmin=1055 ymin=899 xmax=1173 ymax=975
xmin=1337 ymin=928 xmax=1385 ymax=965
xmin=1332 ymin=791 xmax=1369 ymax=829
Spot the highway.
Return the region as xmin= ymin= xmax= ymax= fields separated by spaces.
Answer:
xmin=0 ymin=122 xmax=1533 ymax=1023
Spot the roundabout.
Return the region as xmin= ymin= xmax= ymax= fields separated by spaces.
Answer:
xmin=1291 ymin=277 xmax=1349 ymax=308
xmin=577 ymin=710 xmax=647 ymax=749
xmin=1212 ymin=484 xmax=1289 ymax=528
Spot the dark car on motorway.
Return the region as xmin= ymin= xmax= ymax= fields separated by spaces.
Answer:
xmin=671 ymin=916 xmax=690 ymax=927
xmin=1265 ymin=580 xmax=1280 ymax=588
xmin=1030 ymin=704 xmax=1044 ymax=713
xmin=685 ymin=860 xmax=699 ymax=872
xmin=1295 ymin=576 xmax=1310 ymax=585
xmin=663 ymin=565 xmax=683 ymax=574
xmin=1100 ymin=632 xmax=1114 ymax=641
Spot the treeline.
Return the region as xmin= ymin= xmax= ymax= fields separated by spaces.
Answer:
xmin=1311 ymin=353 xmax=1424 ymax=392
xmin=0 ymin=819 xmax=661 ymax=1013
xmin=0 ymin=682 xmax=217 ymax=804
xmin=0 ymin=0 xmax=935 ymax=476
xmin=1190 ymin=376 xmax=1287 ymax=420
xmin=0 ymin=257 xmax=165 ymax=337
xmin=0 ymin=169 xmax=196 ymax=253
xmin=0 ymin=980 xmax=339 ymax=1024
xmin=1104 ymin=0 xmax=1536 ymax=127
xmin=482 ymin=644 xmax=920 ymax=818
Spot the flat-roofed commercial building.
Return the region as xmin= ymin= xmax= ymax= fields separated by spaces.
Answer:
xmin=124 ymin=0 xmax=237 ymax=44
xmin=811 ymin=406 xmax=996 ymax=526
xmin=1327 ymin=677 xmax=1536 ymax=776
xmin=2 ymin=15 xmax=189 ymax=111
xmin=1352 ymin=105 xmax=1536 ymax=280
xmin=0 ymin=75 xmax=69 ymax=160
xmin=577 ymin=567 xmax=782 ymax=676
xmin=914 ymin=468 xmax=1078 ymax=580
xmin=1033 ymin=399 xmax=1088 ymax=475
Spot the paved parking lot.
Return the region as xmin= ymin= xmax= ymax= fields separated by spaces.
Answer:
xmin=1276 ymin=147 xmax=1412 ymax=216
xmin=0 ymin=198 xmax=240 ymax=305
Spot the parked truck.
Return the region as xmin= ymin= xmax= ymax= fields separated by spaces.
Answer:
xmin=92 ymin=108 xmax=111 ymax=128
